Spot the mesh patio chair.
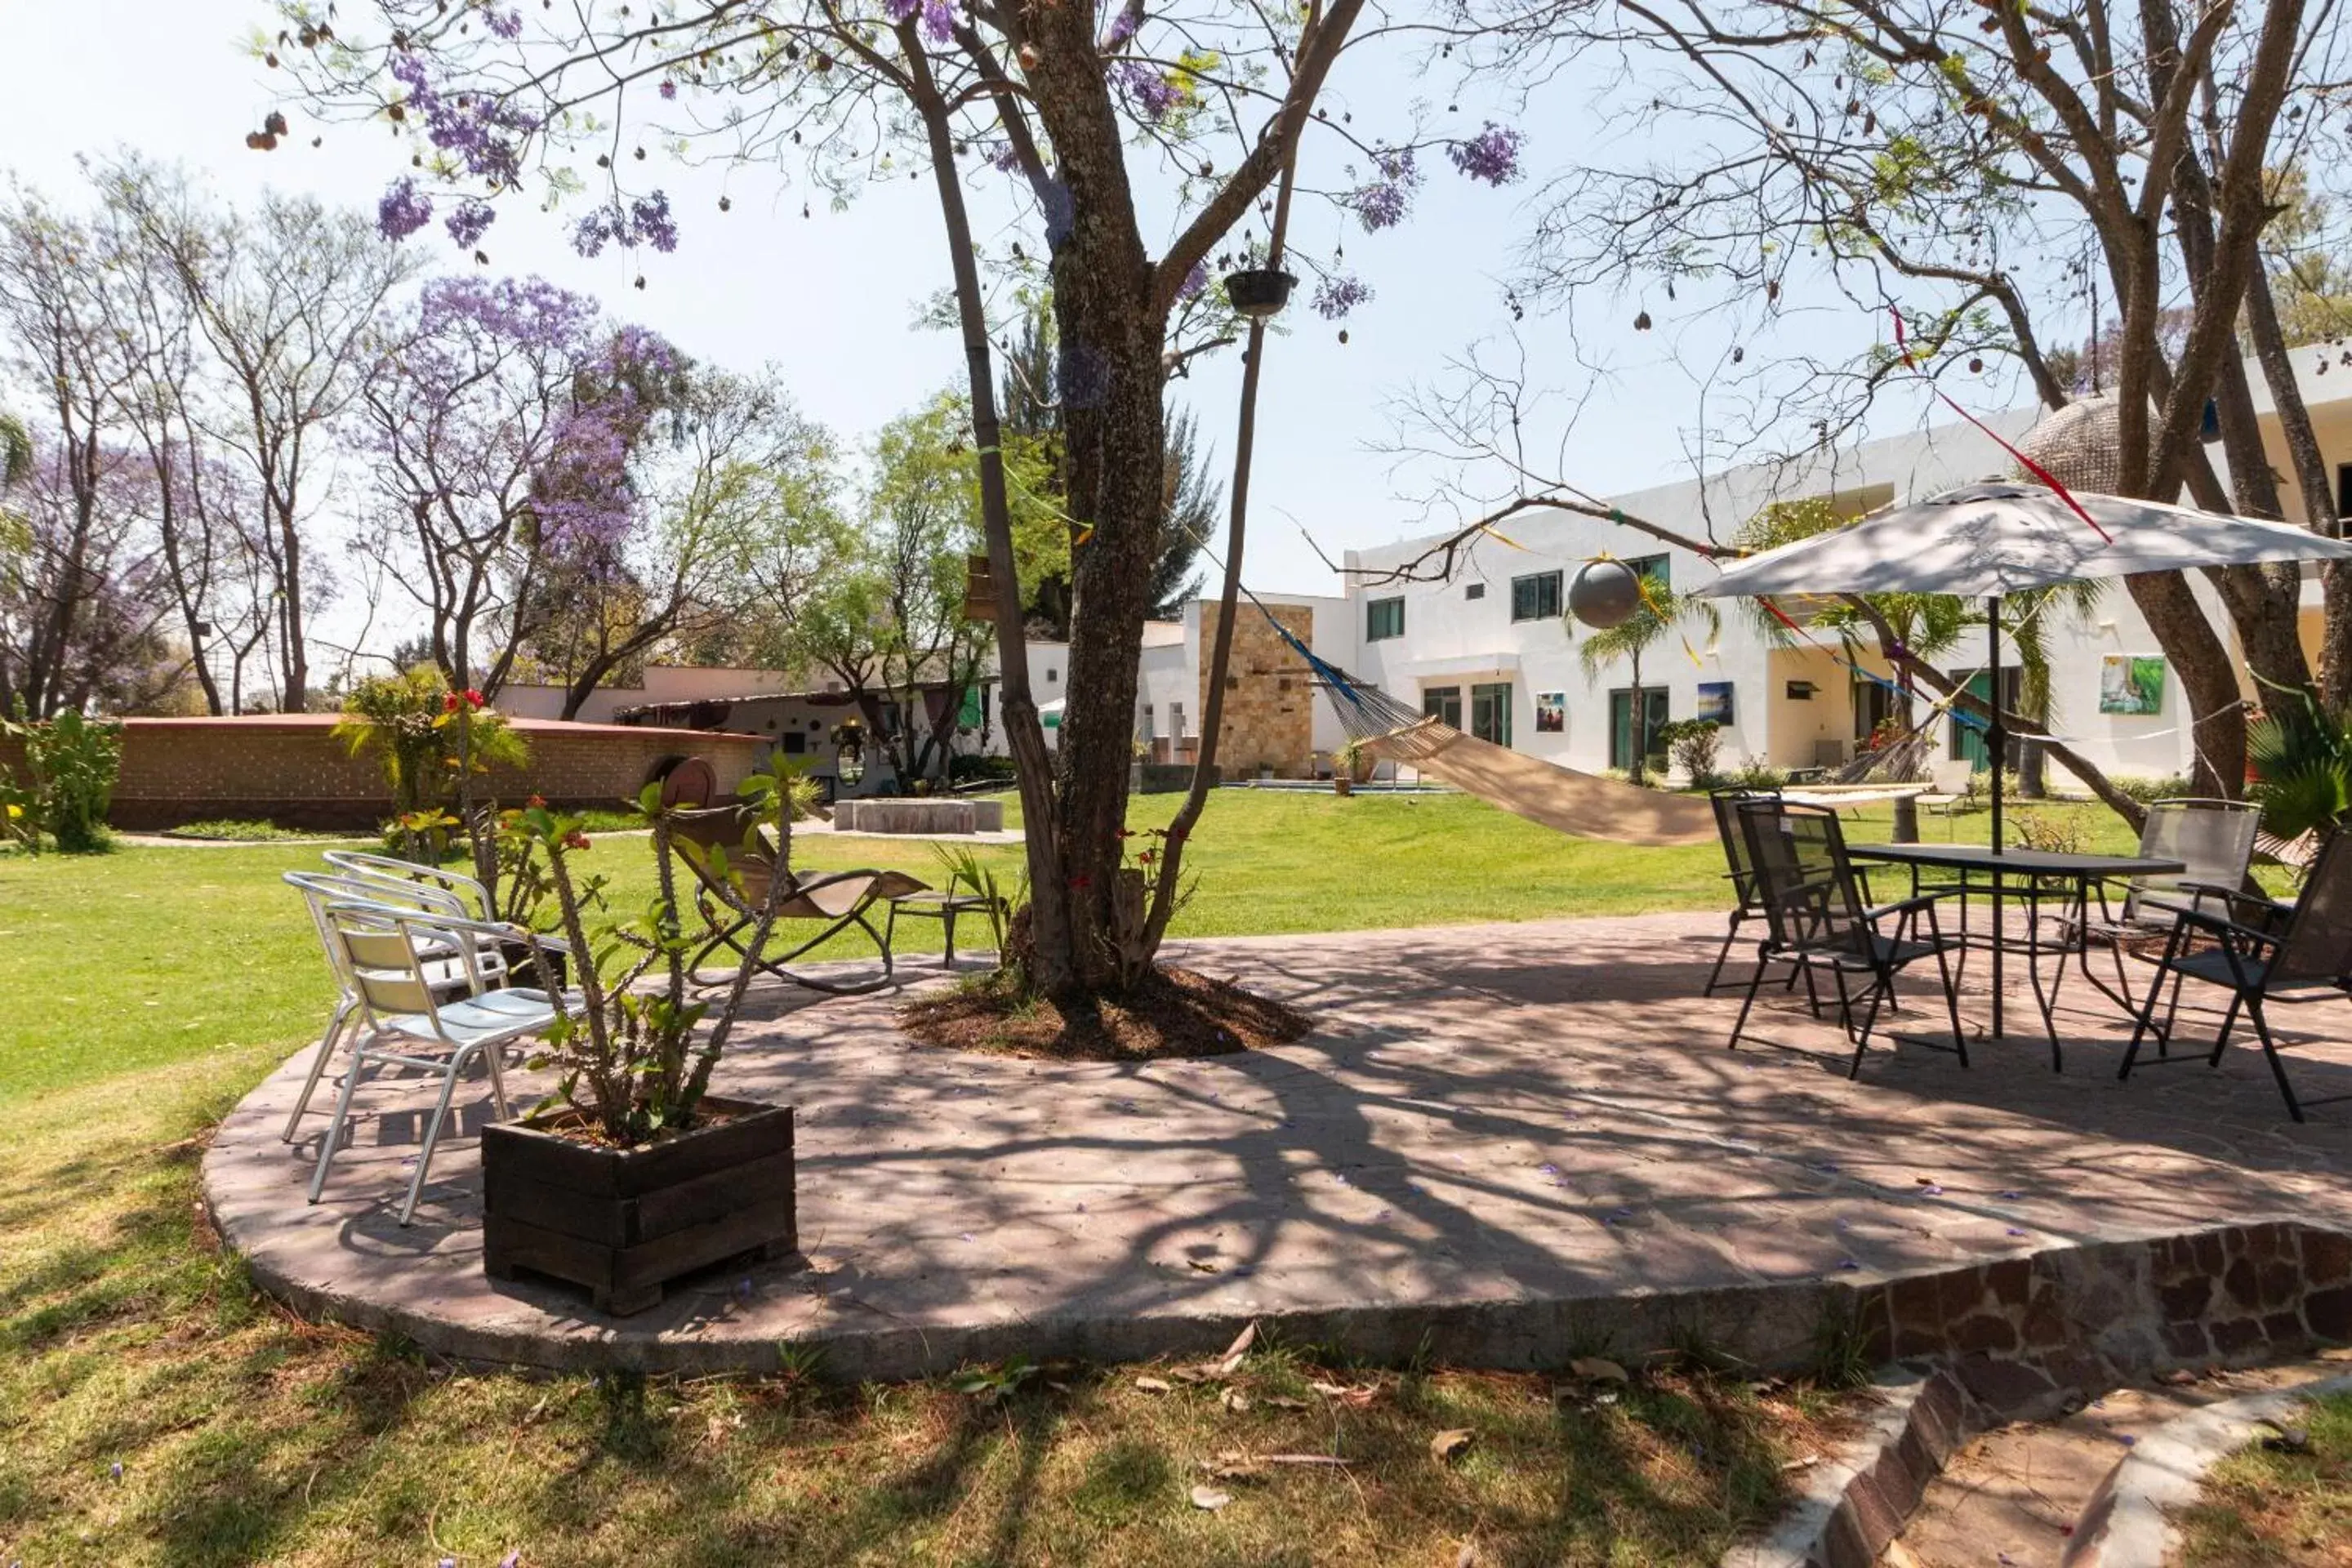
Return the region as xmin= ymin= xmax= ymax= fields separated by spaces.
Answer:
xmin=1704 ymin=786 xmax=1792 ymax=997
xmin=310 ymin=902 xmax=584 ymax=1224
xmin=1729 ymin=798 xmax=1968 ymax=1079
xmin=2118 ymin=831 xmax=2352 ymax=1122
xmin=670 ymin=806 xmax=930 ymax=996
xmin=281 ymin=870 xmax=515 ymax=1146
xmin=2047 ymin=798 xmax=2262 ymax=1036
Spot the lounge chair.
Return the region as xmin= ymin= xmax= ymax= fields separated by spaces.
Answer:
xmin=670 ymin=805 xmax=929 ymax=995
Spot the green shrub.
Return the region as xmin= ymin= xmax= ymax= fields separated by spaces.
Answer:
xmin=1725 ymin=755 xmax=1788 ymax=791
xmin=1655 ymin=719 xmax=1725 ymax=788
xmin=2112 ymin=772 xmax=2197 ymax=805
xmin=1 ymin=706 xmax=122 ymax=853
xmin=332 ymin=666 xmax=528 ymax=858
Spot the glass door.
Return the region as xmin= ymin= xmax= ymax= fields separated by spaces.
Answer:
xmin=1422 ymin=684 xmax=1463 ymax=728
xmin=1610 ymin=688 xmax=1670 ymax=771
xmin=1471 ymin=682 xmax=1514 ymax=747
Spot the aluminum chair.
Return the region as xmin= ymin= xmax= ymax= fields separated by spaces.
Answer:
xmin=310 ymin=902 xmax=583 ymax=1224
xmin=281 ymin=870 xmax=512 ymax=1145
xmin=323 ymin=848 xmax=494 ymax=920
xmin=2050 ymin=798 xmax=2261 ymax=1038
xmin=1729 ymin=798 xmax=1968 ymax=1079
xmin=2118 ymin=831 xmax=2352 ymax=1122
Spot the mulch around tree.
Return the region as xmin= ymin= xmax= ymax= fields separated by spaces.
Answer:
xmin=898 ymin=966 xmax=1312 ymax=1062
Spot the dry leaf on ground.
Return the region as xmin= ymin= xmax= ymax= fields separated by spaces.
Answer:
xmin=1220 ymin=1388 xmax=1250 ymax=1413
xmin=1569 ymin=1356 xmax=1630 ymax=1383
xmin=1134 ymin=1376 xmax=1172 ymax=1394
xmin=1216 ymin=1322 xmax=1257 ymax=1374
xmin=1189 ymin=1485 xmax=1233 ymax=1511
xmin=1430 ymin=1428 xmax=1475 ymax=1463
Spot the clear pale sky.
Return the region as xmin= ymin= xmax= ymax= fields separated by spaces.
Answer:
xmin=1 ymin=0 xmax=1991 ymax=615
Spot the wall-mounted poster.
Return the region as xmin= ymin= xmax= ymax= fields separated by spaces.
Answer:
xmin=1697 ymin=681 xmax=1735 ymax=726
xmin=1535 ymin=693 xmax=1566 ymax=733
xmin=2099 ymin=655 xmax=2167 ymax=715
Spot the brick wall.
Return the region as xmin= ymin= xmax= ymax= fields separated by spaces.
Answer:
xmin=1197 ymin=599 xmax=1318 ymax=778
xmin=1 ymin=715 xmax=772 ymax=831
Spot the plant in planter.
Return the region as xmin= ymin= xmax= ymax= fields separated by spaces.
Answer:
xmin=479 ymin=769 xmax=800 ymax=1315
xmin=1332 ymin=738 xmax=1371 ymax=796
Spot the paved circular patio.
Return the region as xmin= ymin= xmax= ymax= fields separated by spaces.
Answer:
xmin=202 ymin=912 xmax=2352 ymax=1378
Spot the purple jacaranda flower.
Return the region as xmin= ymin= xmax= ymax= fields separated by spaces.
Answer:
xmin=1312 ymin=273 xmax=1371 ymax=318
xmin=1349 ymin=147 xmax=1419 ymax=233
xmin=377 ymin=177 xmax=434 ymax=242
xmin=658 ymin=79 xmax=678 ymax=100
xmin=630 ymin=191 xmax=678 ymax=252
xmin=390 ymin=51 xmax=534 ymax=185
xmin=1178 ymin=261 xmax=1209 ymax=301
xmin=487 ymin=7 xmax=523 ymax=38
xmin=885 ymin=0 xmax=920 ymax=20
xmin=921 ymin=0 xmax=958 ymax=42
xmin=1111 ymin=58 xmax=1181 ymax=122
xmin=1448 ymin=122 xmax=1525 ymax=185
xmin=445 ymin=199 xmax=497 ymax=247
xmin=1101 ymin=6 xmax=1139 ymax=47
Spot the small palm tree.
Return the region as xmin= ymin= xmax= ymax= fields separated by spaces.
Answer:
xmin=1572 ymin=571 xmax=1719 ymax=785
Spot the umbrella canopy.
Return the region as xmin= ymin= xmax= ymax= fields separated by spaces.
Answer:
xmin=1695 ymin=482 xmax=2352 ymax=601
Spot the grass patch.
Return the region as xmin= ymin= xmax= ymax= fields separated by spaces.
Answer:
xmin=0 ymin=1061 xmax=1857 ymax=1565
xmin=2176 ymin=1389 xmax=2352 ymax=1566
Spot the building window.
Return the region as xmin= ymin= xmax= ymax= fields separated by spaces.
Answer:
xmin=1423 ymin=684 xmax=1462 ymax=728
xmin=1627 ymin=553 xmax=1670 ymax=589
xmin=782 ymin=731 xmax=806 ymax=754
xmin=1510 ymin=570 xmax=1563 ymax=622
xmin=1140 ymin=704 xmax=1155 ymax=742
xmin=1046 ymin=666 xmax=1059 ymax=683
xmin=1366 ymin=595 xmax=1405 ymax=641
xmin=1169 ymin=702 xmax=1186 ymax=738
xmin=1465 ymin=582 xmax=1486 ymax=601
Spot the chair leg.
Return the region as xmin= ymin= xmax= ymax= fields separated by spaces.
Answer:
xmin=2118 ymin=970 xmax=2176 ymax=1083
xmin=283 ymin=999 xmax=355 ymax=1143
xmin=398 ymin=1051 xmax=474 ymax=1227
xmin=1704 ymin=912 xmax=1744 ymax=996
xmin=2207 ymin=991 xmax=2246 ymax=1068
xmin=1727 ymin=942 xmax=1771 ymax=1051
xmin=310 ymin=1038 xmax=372 ymax=1205
xmin=1848 ymin=968 xmax=1891 ymax=1080
xmin=2243 ymin=997 xmax=2306 ymax=1123
xmin=1932 ymin=942 xmax=1969 ymax=1068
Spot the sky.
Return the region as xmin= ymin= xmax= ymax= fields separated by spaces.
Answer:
xmin=0 ymin=0 xmax=1996 ymax=627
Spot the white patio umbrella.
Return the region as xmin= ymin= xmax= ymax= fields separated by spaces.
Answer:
xmin=1698 ymin=480 xmax=2352 ymax=1041
xmin=1698 ymin=481 xmax=2352 ymax=850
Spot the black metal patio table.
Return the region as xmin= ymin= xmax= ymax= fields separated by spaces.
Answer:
xmin=1846 ymin=841 xmax=2186 ymax=1069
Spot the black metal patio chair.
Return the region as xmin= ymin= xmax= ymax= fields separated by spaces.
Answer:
xmin=1703 ymin=786 xmax=1779 ymax=996
xmin=2118 ymin=830 xmax=2352 ymax=1122
xmin=2047 ymin=797 xmax=2261 ymax=1038
xmin=1729 ymin=797 xmax=1968 ymax=1080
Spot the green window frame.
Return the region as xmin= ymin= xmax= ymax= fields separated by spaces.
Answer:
xmin=1366 ymin=595 xmax=1405 ymax=641
xmin=1510 ymin=571 xmax=1563 ymax=622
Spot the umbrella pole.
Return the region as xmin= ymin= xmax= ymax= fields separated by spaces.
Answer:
xmin=1987 ymin=593 xmax=2005 ymax=1039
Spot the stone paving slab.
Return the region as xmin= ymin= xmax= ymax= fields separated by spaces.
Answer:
xmin=201 ymin=912 xmax=2352 ymax=1378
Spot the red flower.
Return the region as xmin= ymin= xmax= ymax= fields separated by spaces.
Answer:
xmin=442 ymin=692 xmax=461 ymax=713
xmin=465 ymin=688 xmax=485 ymax=709
xmin=527 ymin=794 xmax=547 ymax=809
xmin=563 ymin=829 xmax=591 ymax=851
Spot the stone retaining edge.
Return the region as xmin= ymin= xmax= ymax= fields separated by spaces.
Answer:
xmin=2059 ymin=1370 xmax=2352 ymax=1568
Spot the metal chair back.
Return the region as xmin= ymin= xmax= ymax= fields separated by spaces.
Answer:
xmin=2128 ymin=798 xmax=2260 ymax=924
xmin=2267 ymin=832 xmax=2352 ymax=990
xmin=1738 ymin=797 xmax=1870 ymax=960
xmin=323 ymin=849 xmax=492 ymax=922
xmin=1708 ymin=786 xmax=1777 ymax=913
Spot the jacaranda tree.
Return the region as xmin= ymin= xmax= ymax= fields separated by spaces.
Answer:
xmin=266 ymin=0 xmax=1536 ymax=996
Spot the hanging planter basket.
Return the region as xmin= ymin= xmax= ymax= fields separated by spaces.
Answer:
xmin=1223 ymin=269 xmax=1297 ymax=318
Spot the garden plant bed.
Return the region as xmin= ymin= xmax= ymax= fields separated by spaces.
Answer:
xmin=481 ymin=1094 xmax=797 ymax=1316
xmin=898 ymin=964 xmax=1312 ymax=1061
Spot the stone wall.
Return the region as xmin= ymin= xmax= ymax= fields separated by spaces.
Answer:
xmin=1 ymin=714 xmax=773 ymax=831
xmin=1196 ymin=599 xmax=1320 ymax=779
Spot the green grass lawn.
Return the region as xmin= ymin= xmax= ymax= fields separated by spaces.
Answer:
xmin=2177 ymin=1388 xmax=2352 ymax=1565
xmin=0 ymin=785 xmax=2154 ymax=1562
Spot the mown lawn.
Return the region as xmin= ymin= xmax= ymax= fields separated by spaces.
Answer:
xmin=2177 ymin=1388 xmax=2352 ymax=1565
xmin=0 ymin=785 xmax=2148 ymax=1563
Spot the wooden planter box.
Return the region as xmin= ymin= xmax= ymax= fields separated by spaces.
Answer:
xmin=480 ymin=1097 xmax=796 ymax=1316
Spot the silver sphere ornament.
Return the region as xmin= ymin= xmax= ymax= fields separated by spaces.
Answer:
xmin=1569 ymin=559 xmax=1643 ymax=629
